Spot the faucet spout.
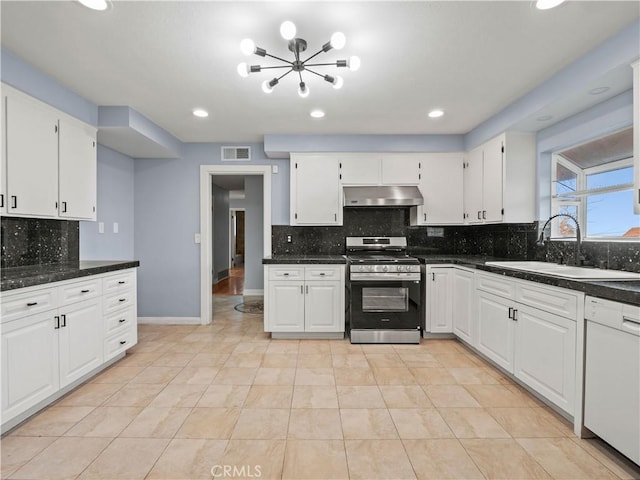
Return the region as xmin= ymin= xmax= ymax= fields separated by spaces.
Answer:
xmin=538 ymin=214 xmax=583 ymax=266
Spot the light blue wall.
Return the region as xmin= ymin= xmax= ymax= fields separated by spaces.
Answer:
xmin=134 ymin=143 xmax=283 ymax=317
xmin=212 ymin=183 xmax=230 ymax=282
xmin=243 ymin=176 xmax=264 ymax=292
xmin=80 ymin=146 xmax=135 ymax=260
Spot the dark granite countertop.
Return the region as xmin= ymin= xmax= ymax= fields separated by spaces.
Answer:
xmin=263 ymin=255 xmax=347 ymax=264
xmin=1 ymin=260 xmax=140 ymax=292
xmin=414 ymin=255 xmax=640 ymax=307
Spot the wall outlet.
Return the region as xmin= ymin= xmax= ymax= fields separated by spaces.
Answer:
xmin=98 ymin=222 xmax=104 ymax=234
xmin=272 ymin=165 xmax=279 ymax=174
xmin=113 ymin=222 xmax=119 ymax=234
xmin=286 ymin=235 xmax=292 ymax=243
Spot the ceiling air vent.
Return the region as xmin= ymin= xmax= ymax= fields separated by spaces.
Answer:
xmin=222 ymin=146 xmax=251 ymax=161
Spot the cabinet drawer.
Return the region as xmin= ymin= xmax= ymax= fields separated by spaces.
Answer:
xmin=104 ymin=306 xmax=135 ymax=337
xmin=104 ymin=328 xmax=136 ymax=361
xmin=268 ymin=266 xmax=305 ymax=280
xmin=516 ymin=282 xmax=577 ymax=320
xmin=305 ymin=266 xmax=343 ymax=280
xmin=59 ymin=278 xmax=101 ymax=307
xmin=103 ymin=290 xmax=135 ymax=315
xmin=103 ymin=270 xmax=135 ymax=293
xmin=475 ymin=272 xmax=515 ymax=299
xmin=1 ymin=288 xmax=58 ymax=323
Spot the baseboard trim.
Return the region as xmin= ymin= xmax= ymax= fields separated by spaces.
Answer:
xmin=138 ymin=317 xmax=201 ymax=325
xmin=243 ymin=289 xmax=264 ymax=296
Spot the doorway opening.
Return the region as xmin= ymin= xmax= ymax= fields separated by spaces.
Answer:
xmin=200 ymin=165 xmax=271 ymax=325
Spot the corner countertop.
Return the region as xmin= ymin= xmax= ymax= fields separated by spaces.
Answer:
xmin=1 ymin=260 xmax=140 ymax=292
xmin=263 ymin=255 xmax=347 ymax=264
xmin=414 ymin=255 xmax=640 ymax=307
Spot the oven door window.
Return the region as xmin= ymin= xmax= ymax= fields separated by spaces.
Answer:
xmin=362 ymin=287 xmax=408 ymax=312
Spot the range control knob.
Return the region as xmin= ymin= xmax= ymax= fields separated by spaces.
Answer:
xmin=382 ymin=265 xmax=388 ymax=272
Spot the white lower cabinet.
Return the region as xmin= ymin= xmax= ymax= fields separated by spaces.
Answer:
xmin=451 ymin=268 xmax=475 ymax=344
xmin=474 ymin=271 xmax=579 ymax=415
xmin=425 ymin=266 xmax=453 ymax=333
xmin=1 ymin=268 xmax=138 ymax=432
xmin=58 ymin=298 xmax=103 ymax=388
xmin=265 ymin=265 xmax=345 ymax=336
xmin=1 ymin=311 xmax=60 ymax=423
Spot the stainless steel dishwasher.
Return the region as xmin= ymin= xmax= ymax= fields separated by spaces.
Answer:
xmin=584 ymin=296 xmax=640 ymax=466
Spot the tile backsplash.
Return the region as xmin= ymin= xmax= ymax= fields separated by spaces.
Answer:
xmin=1 ymin=217 xmax=79 ymax=268
xmin=272 ymin=207 xmax=640 ymax=272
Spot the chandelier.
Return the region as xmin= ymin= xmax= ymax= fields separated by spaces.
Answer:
xmin=237 ymin=21 xmax=360 ymax=97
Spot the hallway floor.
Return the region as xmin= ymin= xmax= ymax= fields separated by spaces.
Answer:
xmin=212 ymin=268 xmax=244 ymax=295
xmin=2 ymin=295 xmax=639 ymax=480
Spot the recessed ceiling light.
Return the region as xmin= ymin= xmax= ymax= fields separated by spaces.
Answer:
xmin=77 ymin=0 xmax=111 ymax=11
xmin=589 ymin=86 xmax=610 ymax=95
xmin=192 ymin=109 xmax=209 ymax=118
xmin=536 ymin=115 xmax=553 ymax=122
xmin=310 ymin=110 xmax=325 ymax=118
xmin=535 ymin=0 xmax=565 ymax=10
xmin=428 ymin=109 xmax=444 ymax=118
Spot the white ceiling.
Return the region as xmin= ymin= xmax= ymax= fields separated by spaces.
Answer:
xmin=1 ymin=1 xmax=638 ymax=143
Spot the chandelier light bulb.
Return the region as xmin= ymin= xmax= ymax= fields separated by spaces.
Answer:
xmin=280 ymin=21 xmax=297 ymax=40
xmin=237 ymin=62 xmax=250 ymax=78
xmin=330 ymin=32 xmax=346 ymax=50
xmin=535 ymin=0 xmax=565 ymax=9
xmin=240 ymin=38 xmax=256 ymax=56
xmin=348 ymin=56 xmax=361 ymax=72
xmin=332 ymin=75 xmax=344 ymax=90
xmin=262 ymin=80 xmax=274 ymax=94
xmin=298 ymin=82 xmax=310 ymax=98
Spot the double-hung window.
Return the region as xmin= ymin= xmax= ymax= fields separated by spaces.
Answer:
xmin=552 ymin=127 xmax=639 ymax=240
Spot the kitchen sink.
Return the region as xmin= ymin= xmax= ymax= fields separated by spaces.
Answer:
xmin=485 ymin=261 xmax=640 ymax=281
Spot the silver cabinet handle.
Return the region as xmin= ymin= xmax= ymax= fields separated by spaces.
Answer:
xmin=300 ymin=285 xmax=303 ymax=294
xmin=482 ymin=210 xmax=486 ymax=219
xmin=508 ymin=307 xmax=513 ymax=319
xmin=305 ymin=285 xmax=309 ymax=294
xmin=477 ymin=211 xmax=482 ymax=220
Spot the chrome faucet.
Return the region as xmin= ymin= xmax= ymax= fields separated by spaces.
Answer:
xmin=537 ymin=214 xmax=584 ymax=266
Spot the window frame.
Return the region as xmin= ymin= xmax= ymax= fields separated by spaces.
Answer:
xmin=551 ymin=155 xmax=636 ymax=241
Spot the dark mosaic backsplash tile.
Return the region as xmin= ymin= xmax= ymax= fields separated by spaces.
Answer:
xmin=1 ymin=217 xmax=79 ymax=269
xmin=273 ymin=209 xmax=639 ymax=272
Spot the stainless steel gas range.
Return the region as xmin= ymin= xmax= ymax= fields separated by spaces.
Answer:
xmin=346 ymin=236 xmax=422 ymax=344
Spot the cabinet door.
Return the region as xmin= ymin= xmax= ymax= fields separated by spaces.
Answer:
xmin=291 ymin=156 xmax=342 ymax=225
xmin=426 ymin=267 xmax=452 ymax=333
xmin=58 ymin=298 xmax=103 ymax=388
xmin=5 ymin=93 xmax=59 ymax=217
xmin=464 ymin=147 xmax=484 ymax=224
xmin=476 ymin=291 xmax=514 ymax=372
xmin=1 ymin=92 xmax=6 ymax=214
xmin=514 ymin=304 xmax=575 ymax=414
xmin=305 ymin=281 xmax=343 ymax=332
xmin=452 ymin=269 xmax=474 ymax=345
xmin=59 ymin=118 xmax=97 ymax=220
xmin=381 ymin=155 xmax=421 ymax=185
xmin=633 ymin=61 xmax=640 ymax=214
xmin=482 ymin=135 xmax=504 ymax=223
xmin=1 ymin=312 xmax=59 ymax=422
xmin=341 ymin=156 xmax=380 ymax=185
xmin=267 ymin=281 xmax=305 ymax=332
xmin=417 ymin=154 xmax=464 ymax=225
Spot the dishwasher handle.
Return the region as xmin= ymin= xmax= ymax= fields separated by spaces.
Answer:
xmin=622 ymin=317 xmax=640 ymax=336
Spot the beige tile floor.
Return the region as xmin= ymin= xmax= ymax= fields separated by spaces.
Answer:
xmin=2 ymin=295 xmax=640 ymax=480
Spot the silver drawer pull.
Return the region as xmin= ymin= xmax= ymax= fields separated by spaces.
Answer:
xmin=119 ymin=298 xmax=126 ymax=302
xmin=119 ymin=318 xmax=126 ymax=323
xmin=622 ymin=316 xmax=640 ymax=326
xmin=27 ymin=302 xmax=38 ymax=307
xmin=118 ymin=281 xmax=126 ymax=284
xmin=283 ymin=273 xmax=290 ymax=276
xmin=319 ymin=273 xmax=326 ymax=276
xmin=81 ymin=289 xmax=90 ymax=293
xmin=119 ymin=340 xmax=127 ymax=345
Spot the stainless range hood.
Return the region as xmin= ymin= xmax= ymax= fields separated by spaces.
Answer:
xmin=343 ymin=185 xmax=424 ymax=207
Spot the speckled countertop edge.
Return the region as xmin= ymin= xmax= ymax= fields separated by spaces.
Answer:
xmin=263 ymin=255 xmax=347 ymax=264
xmin=1 ymin=260 xmax=140 ymax=291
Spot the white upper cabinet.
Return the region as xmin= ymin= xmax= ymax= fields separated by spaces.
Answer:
xmin=291 ymin=154 xmax=342 ymax=225
xmin=59 ymin=118 xmax=97 ymax=220
xmin=633 ymin=60 xmax=639 ymax=214
xmin=464 ymin=132 xmax=535 ymax=224
xmin=2 ymin=84 xmax=97 ymax=221
xmin=5 ymin=91 xmax=59 ymax=218
xmin=412 ymin=153 xmax=464 ymax=225
xmin=341 ymin=155 xmax=381 ymax=185
xmin=381 ymin=155 xmax=421 ymax=185
xmin=1 ymin=93 xmax=6 ymax=214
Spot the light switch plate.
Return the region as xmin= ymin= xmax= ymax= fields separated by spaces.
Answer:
xmin=272 ymin=165 xmax=279 ymax=174
xmin=98 ymin=222 xmax=104 ymax=234
xmin=195 ymin=233 xmax=201 ymax=244
xmin=113 ymin=222 xmax=119 ymax=234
